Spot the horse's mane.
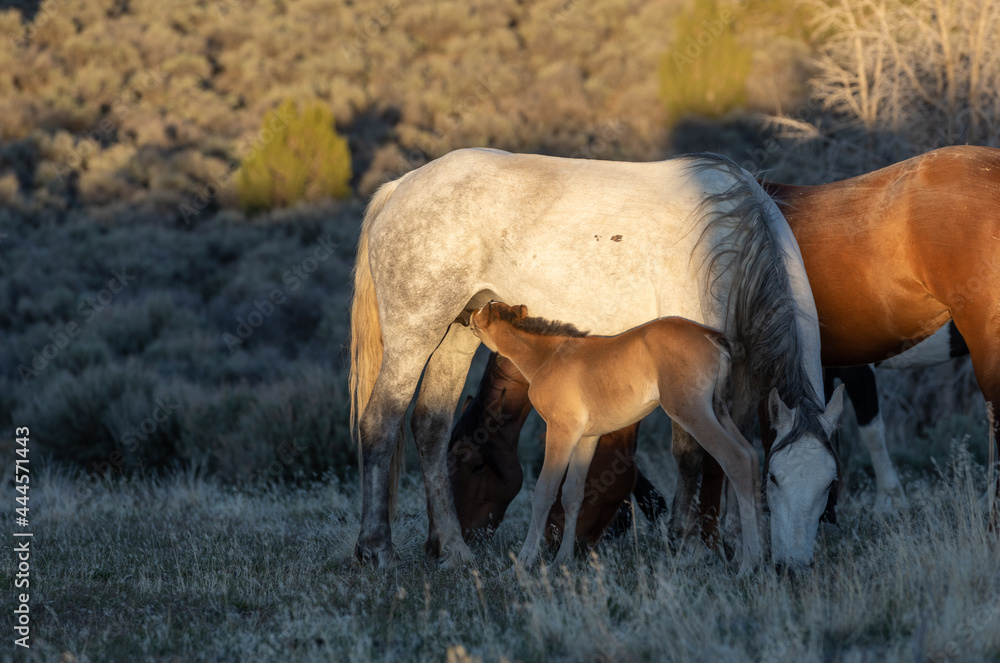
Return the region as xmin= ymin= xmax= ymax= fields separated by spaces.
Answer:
xmin=684 ymin=154 xmax=837 ymax=464
xmin=494 ymin=307 xmax=589 ymax=338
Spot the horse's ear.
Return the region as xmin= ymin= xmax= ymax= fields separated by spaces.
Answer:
xmin=514 ymin=304 xmax=527 ymax=319
xmin=461 ymin=395 xmax=474 ymax=414
xmin=768 ymin=388 xmax=795 ymax=437
xmin=820 ymin=383 xmax=846 ymax=437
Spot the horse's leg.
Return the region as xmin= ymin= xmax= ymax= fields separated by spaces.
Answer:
xmin=553 ymin=434 xmax=601 ymax=566
xmin=697 ymin=454 xmax=724 ymax=548
xmin=634 ymin=469 xmax=668 ymax=525
xmin=840 ymin=365 xmax=907 ymax=513
xmin=951 ymin=318 xmax=1000 ymax=527
xmin=516 ymin=425 xmax=580 ymax=568
xmin=356 ymin=347 xmax=437 ymax=567
xmin=602 ymin=500 xmax=634 ymax=540
xmin=669 ymin=423 xmax=704 ymax=545
xmin=410 ymin=322 xmax=480 ymax=565
xmin=680 ymin=412 xmax=763 ymax=573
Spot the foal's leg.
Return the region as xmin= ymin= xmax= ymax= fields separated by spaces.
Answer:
xmin=517 ymin=424 xmax=582 ymax=568
xmin=411 ymin=322 xmax=480 ymax=565
xmin=702 ymin=383 xmax=757 ymax=557
xmin=553 ymin=435 xmax=600 ymax=566
xmin=678 ymin=410 xmax=763 ymax=572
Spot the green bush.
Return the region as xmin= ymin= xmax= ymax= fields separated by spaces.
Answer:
xmin=659 ymin=1 xmax=753 ymax=125
xmin=237 ymin=100 xmax=352 ymax=214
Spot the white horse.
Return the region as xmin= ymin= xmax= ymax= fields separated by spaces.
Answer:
xmin=349 ymin=148 xmax=842 ymax=570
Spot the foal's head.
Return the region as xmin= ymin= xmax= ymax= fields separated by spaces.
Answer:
xmin=469 ymin=302 xmax=528 ymax=352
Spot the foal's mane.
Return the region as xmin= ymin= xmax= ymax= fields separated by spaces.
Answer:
xmin=493 ymin=306 xmax=589 ymax=338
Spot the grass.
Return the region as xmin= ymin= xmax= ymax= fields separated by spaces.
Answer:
xmin=1 ymin=445 xmax=997 ymax=662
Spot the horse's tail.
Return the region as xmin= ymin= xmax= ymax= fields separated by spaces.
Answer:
xmin=688 ymin=154 xmax=824 ymax=423
xmin=350 ymin=178 xmax=405 ymax=516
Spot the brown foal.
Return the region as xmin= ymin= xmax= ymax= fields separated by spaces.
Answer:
xmin=469 ymin=302 xmax=763 ymax=571
xmin=448 ymin=352 xmax=667 ymax=550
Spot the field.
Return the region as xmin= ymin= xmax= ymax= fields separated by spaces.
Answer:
xmin=2 ymin=450 xmax=998 ymax=662
xmin=2 ymin=0 xmax=1000 ymax=660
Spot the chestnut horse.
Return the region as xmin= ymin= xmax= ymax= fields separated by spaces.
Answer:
xmin=448 ymin=351 xmax=667 ymax=549
xmin=693 ymin=145 xmax=1000 ymax=541
xmin=469 ymin=302 xmax=777 ymax=571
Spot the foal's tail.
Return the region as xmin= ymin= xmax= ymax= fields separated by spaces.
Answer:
xmin=350 ymin=179 xmax=405 ymax=516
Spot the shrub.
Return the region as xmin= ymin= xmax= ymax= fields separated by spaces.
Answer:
xmin=236 ymin=100 xmax=352 ymax=214
xmin=179 ymin=369 xmax=355 ymax=484
xmin=658 ymin=0 xmax=753 ymax=125
xmin=14 ymin=361 xmax=185 ymax=473
xmin=808 ymin=0 xmax=1000 ymax=153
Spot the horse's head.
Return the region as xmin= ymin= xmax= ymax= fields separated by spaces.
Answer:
xmin=447 ymin=353 xmax=531 ymax=541
xmin=765 ymin=384 xmax=845 ymax=571
xmin=469 ymin=302 xmax=527 ymax=351
xmin=449 ymin=433 xmax=524 ymax=539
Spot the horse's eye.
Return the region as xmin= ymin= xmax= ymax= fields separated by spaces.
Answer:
xmin=768 ymin=473 xmax=779 ymax=487
xmin=472 ymin=461 xmax=486 ymax=474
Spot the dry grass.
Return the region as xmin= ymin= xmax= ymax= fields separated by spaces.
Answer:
xmin=1 ymin=445 xmax=996 ymax=662
xmin=809 ymin=0 xmax=1000 ymax=152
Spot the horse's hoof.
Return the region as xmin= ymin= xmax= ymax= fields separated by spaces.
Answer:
xmin=448 ymin=540 xmax=475 ymax=565
xmin=874 ymin=487 xmax=908 ymax=515
xmin=354 ymin=542 xmax=399 ymax=569
xmin=430 ymin=537 xmax=475 ymax=569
